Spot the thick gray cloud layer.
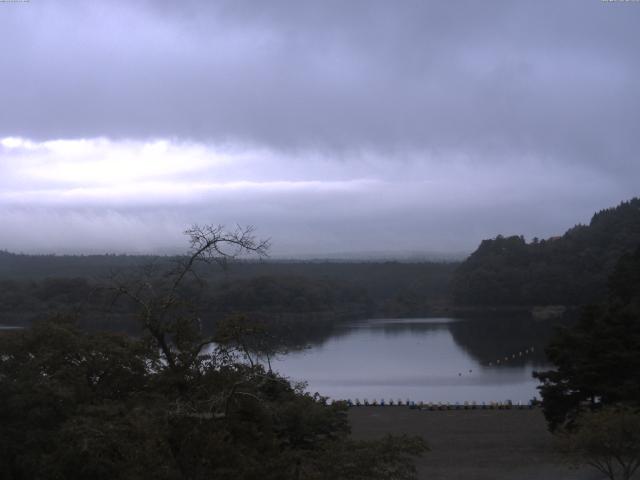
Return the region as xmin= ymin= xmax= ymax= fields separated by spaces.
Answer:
xmin=3 ymin=1 xmax=639 ymax=159
xmin=0 ymin=1 xmax=638 ymax=255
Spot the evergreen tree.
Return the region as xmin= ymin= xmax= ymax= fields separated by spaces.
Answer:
xmin=534 ymin=246 xmax=640 ymax=431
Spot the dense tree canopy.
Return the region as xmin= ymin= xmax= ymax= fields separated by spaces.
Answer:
xmin=0 ymin=319 xmax=426 ymax=480
xmin=0 ymin=261 xmax=455 ymax=332
xmin=452 ymin=198 xmax=640 ymax=306
xmin=534 ymin=246 xmax=640 ymax=431
xmin=0 ymin=226 xmax=444 ymax=480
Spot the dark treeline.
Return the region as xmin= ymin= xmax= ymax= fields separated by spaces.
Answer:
xmin=0 ymin=250 xmax=456 ymax=289
xmin=0 ymin=258 xmax=457 ymax=346
xmin=0 ymin=251 xmax=158 ymax=280
xmin=452 ymin=198 xmax=640 ymax=307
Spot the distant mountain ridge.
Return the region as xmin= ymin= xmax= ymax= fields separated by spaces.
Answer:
xmin=452 ymin=197 xmax=640 ymax=306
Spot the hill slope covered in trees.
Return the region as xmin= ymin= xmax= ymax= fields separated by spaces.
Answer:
xmin=452 ymin=198 xmax=640 ymax=306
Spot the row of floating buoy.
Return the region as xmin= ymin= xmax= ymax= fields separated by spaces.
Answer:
xmin=346 ymin=399 xmax=537 ymax=410
xmin=485 ymin=346 xmax=535 ymax=367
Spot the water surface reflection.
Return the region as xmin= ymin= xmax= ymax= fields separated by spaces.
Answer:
xmin=272 ymin=317 xmax=560 ymax=403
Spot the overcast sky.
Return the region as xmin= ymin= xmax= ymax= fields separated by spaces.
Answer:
xmin=1 ymin=0 xmax=638 ymax=256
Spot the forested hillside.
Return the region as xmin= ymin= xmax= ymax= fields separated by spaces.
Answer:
xmin=452 ymin=198 xmax=640 ymax=306
xmin=0 ymin=256 xmax=456 ymax=333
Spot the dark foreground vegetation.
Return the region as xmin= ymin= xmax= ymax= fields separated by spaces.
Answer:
xmin=534 ymin=245 xmax=640 ymax=431
xmin=0 ymin=226 xmax=427 ymax=480
xmin=532 ymin=246 xmax=640 ymax=479
xmin=0 ymin=319 xmax=426 ymax=480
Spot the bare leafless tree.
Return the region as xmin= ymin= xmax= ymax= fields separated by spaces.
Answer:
xmin=107 ymin=224 xmax=269 ymax=372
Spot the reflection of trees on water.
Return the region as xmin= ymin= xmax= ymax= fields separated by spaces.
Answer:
xmin=356 ymin=316 xmax=568 ymax=369
xmin=281 ymin=317 xmax=454 ymax=350
xmin=94 ymin=311 xmax=575 ymax=365
xmin=355 ymin=319 xmax=454 ymax=338
xmin=222 ymin=311 xmax=360 ymax=353
xmin=269 ymin=315 xmax=574 ymax=364
xmin=447 ymin=317 xmax=572 ymax=368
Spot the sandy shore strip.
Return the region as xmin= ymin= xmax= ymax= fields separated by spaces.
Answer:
xmin=349 ymin=407 xmax=607 ymax=480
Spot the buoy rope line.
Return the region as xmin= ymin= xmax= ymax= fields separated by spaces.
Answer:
xmin=343 ymin=399 xmax=539 ymax=410
xmin=484 ymin=346 xmax=535 ymax=367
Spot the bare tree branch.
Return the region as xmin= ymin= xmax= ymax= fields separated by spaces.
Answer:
xmin=105 ymin=224 xmax=268 ymax=374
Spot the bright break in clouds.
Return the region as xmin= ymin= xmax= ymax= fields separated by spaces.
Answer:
xmin=0 ymin=1 xmax=638 ymax=255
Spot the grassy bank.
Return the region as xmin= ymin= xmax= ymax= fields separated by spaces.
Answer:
xmin=349 ymin=407 xmax=603 ymax=480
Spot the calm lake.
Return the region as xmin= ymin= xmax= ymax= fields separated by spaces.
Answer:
xmin=272 ymin=317 xmax=558 ymax=404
